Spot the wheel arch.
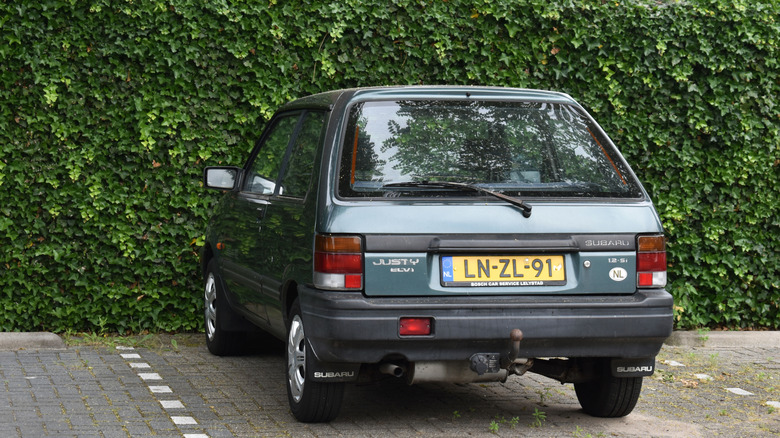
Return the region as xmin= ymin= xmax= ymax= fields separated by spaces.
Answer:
xmin=282 ymin=279 xmax=300 ymax=327
xmin=200 ymin=242 xmax=215 ymax=279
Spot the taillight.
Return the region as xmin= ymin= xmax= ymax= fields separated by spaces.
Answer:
xmin=637 ymin=235 xmax=666 ymax=288
xmin=313 ymin=234 xmax=363 ymax=290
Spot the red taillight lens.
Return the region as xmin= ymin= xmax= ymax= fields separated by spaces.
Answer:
xmin=314 ymin=253 xmax=363 ymax=273
xmin=637 ymin=252 xmax=666 ymax=271
xmin=399 ymin=317 xmax=432 ymax=336
xmin=637 ymin=235 xmax=666 ymax=288
xmin=314 ymin=235 xmax=363 ymax=290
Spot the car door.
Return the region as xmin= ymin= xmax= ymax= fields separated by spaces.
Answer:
xmin=255 ymin=110 xmax=326 ymax=337
xmin=219 ymin=112 xmax=302 ymax=324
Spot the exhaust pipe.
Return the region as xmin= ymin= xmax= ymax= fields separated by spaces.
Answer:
xmin=380 ymin=363 xmax=406 ymax=377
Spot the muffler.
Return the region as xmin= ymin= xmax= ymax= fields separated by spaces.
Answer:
xmin=407 ymin=361 xmax=508 ymax=384
xmin=381 ymin=328 xmax=529 ymax=384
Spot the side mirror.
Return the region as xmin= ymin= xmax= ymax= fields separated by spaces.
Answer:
xmin=204 ymin=167 xmax=241 ymax=190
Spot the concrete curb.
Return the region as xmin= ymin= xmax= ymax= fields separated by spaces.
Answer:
xmin=0 ymin=332 xmax=65 ymax=350
xmin=1 ymin=331 xmax=778 ymax=350
xmin=664 ymin=330 xmax=780 ymax=348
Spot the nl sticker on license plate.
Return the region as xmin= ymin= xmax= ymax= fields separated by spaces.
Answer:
xmin=441 ymin=255 xmax=566 ymax=287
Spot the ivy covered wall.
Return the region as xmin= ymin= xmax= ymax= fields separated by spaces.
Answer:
xmin=1 ymin=0 xmax=777 ymax=332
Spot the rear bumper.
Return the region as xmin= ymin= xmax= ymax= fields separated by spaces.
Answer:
xmin=299 ymin=287 xmax=674 ymax=363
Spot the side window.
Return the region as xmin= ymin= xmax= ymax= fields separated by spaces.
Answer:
xmin=279 ymin=112 xmax=326 ymax=198
xmin=243 ymin=114 xmax=300 ymax=194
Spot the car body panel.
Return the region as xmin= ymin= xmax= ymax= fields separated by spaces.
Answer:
xmin=318 ymin=202 xmax=662 ymax=234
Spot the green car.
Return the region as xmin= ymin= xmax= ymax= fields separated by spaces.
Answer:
xmin=201 ymin=86 xmax=673 ymax=423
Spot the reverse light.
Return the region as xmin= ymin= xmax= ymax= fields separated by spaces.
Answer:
xmin=314 ymin=234 xmax=363 ymax=290
xmin=399 ymin=317 xmax=432 ymax=336
xmin=637 ymin=235 xmax=667 ymax=288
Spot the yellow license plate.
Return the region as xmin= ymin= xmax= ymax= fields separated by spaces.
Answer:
xmin=440 ymin=255 xmax=566 ymax=287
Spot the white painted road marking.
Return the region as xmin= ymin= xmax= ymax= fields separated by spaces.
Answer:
xmin=161 ymin=400 xmax=185 ymax=409
xmin=118 ymin=346 xmax=210 ymax=437
xmin=726 ymin=387 xmax=754 ymax=396
xmin=139 ymin=372 xmax=162 ymax=380
xmin=149 ymin=385 xmax=173 ymax=393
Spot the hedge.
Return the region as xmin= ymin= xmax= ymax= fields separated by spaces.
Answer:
xmin=1 ymin=0 xmax=777 ymax=332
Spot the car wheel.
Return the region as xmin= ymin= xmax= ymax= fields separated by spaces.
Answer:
xmin=204 ymin=260 xmax=245 ymax=356
xmin=574 ymin=361 xmax=642 ymax=417
xmin=286 ymin=299 xmax=344 ymax=423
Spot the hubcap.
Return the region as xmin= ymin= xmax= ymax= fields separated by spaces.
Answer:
xmin=287 ymin=315 xmax=306 ymax=402
xmin=204 ymin=273 xmax=218 ymax=341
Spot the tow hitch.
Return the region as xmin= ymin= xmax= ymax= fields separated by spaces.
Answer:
xmin=470 ymin=329 xmax=533 ymax=377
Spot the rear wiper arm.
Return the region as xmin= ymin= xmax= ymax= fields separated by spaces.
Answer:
xmin=382 ymin=181 xmax=532 ymax=218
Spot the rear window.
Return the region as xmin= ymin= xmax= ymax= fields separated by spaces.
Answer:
xmin=337 ymin=100 xmax=643 ymax=199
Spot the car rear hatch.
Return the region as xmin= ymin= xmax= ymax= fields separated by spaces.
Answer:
xmin=316 ymin=89 xmax=666 ymax=297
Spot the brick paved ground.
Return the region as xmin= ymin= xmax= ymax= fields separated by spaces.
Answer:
xmin=1 ymin=333 xmax=778 ymax=437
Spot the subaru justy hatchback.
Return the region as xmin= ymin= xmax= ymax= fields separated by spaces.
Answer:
xmin=201 ymin=86 xmax=673 ymax=422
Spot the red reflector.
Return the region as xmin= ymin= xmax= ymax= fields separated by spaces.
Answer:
xmin=344 ymin=274 xmax=362 ymax=289
xmin=400 ymin=317 xmax=432 ymax=336
xmin=637 ymin=252 xmax=666 ymax=271
xmin=314 ymin=252 xmax=362 ymax=273
xmin=638 ymin=272 xmax=653 ymax=287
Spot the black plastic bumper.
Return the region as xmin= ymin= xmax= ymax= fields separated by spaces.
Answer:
xmin=299 ymin=287 xmax=674 ymax=364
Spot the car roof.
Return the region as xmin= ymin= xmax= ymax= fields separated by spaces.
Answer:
xmin=350 ymin=85 xmax=576 ymax=103
xmin=278 ymin=86 xmax=578 ymax=112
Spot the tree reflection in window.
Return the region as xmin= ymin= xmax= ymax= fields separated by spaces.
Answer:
xmin=339 ymin=100 xmax=641 ymax=199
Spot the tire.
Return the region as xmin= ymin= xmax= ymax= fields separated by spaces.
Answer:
xmin=286 ymin=299 xmax=345 ymax=423
xmin=203 ymin=260 xmax=245 ymax=356
xmin=574 ymin=360 xmax=643 ymax=418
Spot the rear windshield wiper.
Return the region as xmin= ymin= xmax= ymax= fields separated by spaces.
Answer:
xmin=382 ymin=181 xmax=532 ymax=218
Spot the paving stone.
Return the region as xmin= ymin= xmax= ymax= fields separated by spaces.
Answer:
xmin=1 ymin=334 xmax=779 ymax=437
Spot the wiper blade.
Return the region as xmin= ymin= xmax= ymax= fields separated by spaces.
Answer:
xmin=382 ymin=181 xmax=532 ymax=218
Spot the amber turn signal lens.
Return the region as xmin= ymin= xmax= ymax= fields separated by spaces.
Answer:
xmin=315 ymin=235 xmax=362 ymax=253
xmin=637 ymin=235 xmax=665 ymax=252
